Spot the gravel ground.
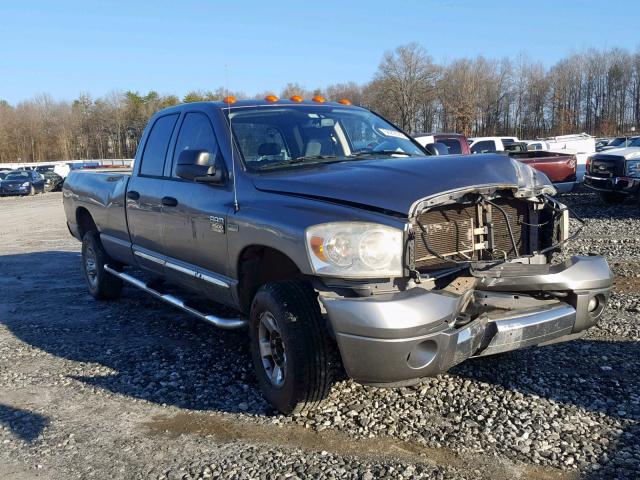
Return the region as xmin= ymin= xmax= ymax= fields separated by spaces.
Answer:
xmin=0 ymin=188 xmax=638 ymax=479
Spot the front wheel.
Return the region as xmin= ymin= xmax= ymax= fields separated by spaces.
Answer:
xmin=249 ymin=281 xmax=335 ymax=414
xmin=81 ymin=232 xmax=123 ymax=300
xmin=599 ymin=191 xmax=626 ymax=204
xmin=28 ymin=185 xmax=35 ymax=196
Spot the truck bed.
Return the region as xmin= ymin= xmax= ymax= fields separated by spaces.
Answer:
xmin=62 ymin=170 xmax=131 ymax=244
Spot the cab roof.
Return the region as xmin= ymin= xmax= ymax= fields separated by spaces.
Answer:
xmin=161 ymin=99 xmax=362 ymax=113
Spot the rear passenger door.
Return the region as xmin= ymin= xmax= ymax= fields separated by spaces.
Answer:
xmin=126 ymin=113 xmax=179 ymax=274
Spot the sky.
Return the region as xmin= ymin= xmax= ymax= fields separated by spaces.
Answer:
xmin=1 ymin=0 xmax=639 ymax=104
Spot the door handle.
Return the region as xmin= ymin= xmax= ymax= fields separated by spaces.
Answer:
xmin=162 ymin=196 xmax=178 ymax=207
xmin=127 ymin=190 xmax=140 ymax=201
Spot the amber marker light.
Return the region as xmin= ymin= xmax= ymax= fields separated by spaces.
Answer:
xmin=312 ymin=95 xmax=326 ymax=103
xmin=222 ymin=96 xmax=237 ymax=104
xmin=310 ymin=236 xmax=327 ymax=261
xmin=264 ymin=94 xmax=279 ymax=102
xmin=290 ymin=95 xmax=303 ymax=102
xmin=338 ymin=98 xmax=352 ymax=105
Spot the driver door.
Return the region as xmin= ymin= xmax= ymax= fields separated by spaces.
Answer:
xmin=161 ymin=111 xmax=234 ymax=304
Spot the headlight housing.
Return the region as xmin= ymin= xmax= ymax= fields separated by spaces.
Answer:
xmin=21 ymin=182 xmax=30 ymax=187
xmin=626 ymin=160 xmax=640 ymax=178
xmin=305 ymin=222 xmax=403 ymax=278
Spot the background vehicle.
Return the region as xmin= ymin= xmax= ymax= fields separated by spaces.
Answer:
xmin=33 ymin=165 xmax=64 ymax=192
xmin=584 ymin=147 xmax=640 ymax=203
xmin=508 ymin=150 xmax=577 ymax=193
xmin=520 ymin=134 xmax=595 ymax=182
xmin=0 ymin=169 xmax=45 ymax=196
xmin=468 ymin=136 xmax=519 ymax=153
xmin=598 ymin=136 xmax=638 ymax=152
xmin=595 ymin=138 xmax=613 ymax=151
xmin=413 ymin=132 xmax=470 ymax=155
xmin=42 ymin=171 xmax=64 ymax=191
xmin=63 ymin=99 xmax=611 ymax=414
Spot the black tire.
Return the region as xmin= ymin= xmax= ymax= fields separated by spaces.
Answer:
xmin=599 ymin=191 xmax=626 ymax=204
xmin=249 ymin=280 xmax=334 ymax=414
xmin=81 ymin=232 xmax=123 ymax=300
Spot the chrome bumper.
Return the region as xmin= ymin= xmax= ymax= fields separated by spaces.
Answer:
xmin=321 ymin=256 xmax=612 ymax=385
xmin=584 ymin=174 xmax=640 ymax=194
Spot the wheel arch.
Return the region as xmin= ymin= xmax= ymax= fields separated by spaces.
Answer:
xmin=236 ymin=245 xmax=303 ymax=314
xmin=76 ymin=207 xmax=98 ymax=239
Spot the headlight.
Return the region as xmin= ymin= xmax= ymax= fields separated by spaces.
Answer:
xmin=626 ymin=160 xmax=640 ymax=178
xmin=21 ymin=182 xmax=30 ymax=187
xmin=305 ymin=222 xmax=403 ymax=278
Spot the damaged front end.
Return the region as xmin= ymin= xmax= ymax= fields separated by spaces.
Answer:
xmin=321 ymin=182 xmax=612 ymax=386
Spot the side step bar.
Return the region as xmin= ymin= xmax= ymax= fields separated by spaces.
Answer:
xmin=104 ymin=265 xmax=247 ymax=330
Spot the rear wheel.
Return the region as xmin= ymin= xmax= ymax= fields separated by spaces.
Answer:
xmin=599 ymin=191 xmax=626 ymax=204
xmin=249 ymin=281 xmax=334 ymax=414
xmin=81 ymin=232 xmax=123 ymax=300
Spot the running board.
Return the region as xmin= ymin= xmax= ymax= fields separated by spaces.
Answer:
xmin=104 ymin=265 xmax=247 ymax=330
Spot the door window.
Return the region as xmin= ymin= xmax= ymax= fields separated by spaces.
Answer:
xmin=471 ymin=140 xmax=497 ymax=153
xmin=172 ymin=112 xmax=219 ymax=176
xmin=140 ymin=114 xmax=179 ymax=177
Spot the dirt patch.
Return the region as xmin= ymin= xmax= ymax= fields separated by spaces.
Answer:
xmin=146 ymin=412 xmax=575 ymax=480
xmin=613 ymin=276 xmax=640 ymax=294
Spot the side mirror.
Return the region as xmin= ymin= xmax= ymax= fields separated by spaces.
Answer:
xmin=175 ymin=149 xmax=224 ymax=183
xmin=424 ymin=142 xmax=449 ymax=156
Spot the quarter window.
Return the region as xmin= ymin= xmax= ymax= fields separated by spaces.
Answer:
xmin=140 ymin=114 xmax=179 ymax=177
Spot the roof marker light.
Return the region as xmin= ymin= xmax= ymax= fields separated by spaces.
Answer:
xmin=264 ymin=94 xmax=279 ymax=102
xmin=223 ymin=96 xmax=237 ymax=104
xmin=338 ymin=98 xmax=352 ymax=105
xmin=312 ymin=95 xmax=326 ymax=103
xmin=290 ymin=95 xmax=303 ymax=102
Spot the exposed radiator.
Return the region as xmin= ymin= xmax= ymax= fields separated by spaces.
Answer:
xmin=412 ymin=198 xmax=529 ymax=271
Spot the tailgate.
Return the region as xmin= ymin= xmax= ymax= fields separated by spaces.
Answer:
xmin=518 ymin=156 xmax=576 ymax=183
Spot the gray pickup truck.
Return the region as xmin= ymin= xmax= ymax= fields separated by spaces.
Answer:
xmin=63 ymin=98 xmax=612 ymax=414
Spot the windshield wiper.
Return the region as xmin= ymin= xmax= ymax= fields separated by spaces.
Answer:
xmin=259 ymin=155 xmax=338 ymax=169
xmin=349 ymin=150 xmax=413 ymax=157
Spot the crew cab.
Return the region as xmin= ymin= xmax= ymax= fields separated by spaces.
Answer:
xmin=584 ymin=146 xmax=640 ymax=203
xmin=63 ymin=98 xmax=612 ymax=414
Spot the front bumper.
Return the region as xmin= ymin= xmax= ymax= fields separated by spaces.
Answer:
xmin=584 ymin=174 xmax=640 ymax=195
xmin=0 ymin=185 xmax=29 ymax=195
xmin=321 ymin=256 xmax=612 ymax=385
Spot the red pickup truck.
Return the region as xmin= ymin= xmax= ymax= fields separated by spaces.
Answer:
xmin=508 ymin=150 xmax=577 ymax=193
xmin=413 ymin=134 xmax=577 ymax=193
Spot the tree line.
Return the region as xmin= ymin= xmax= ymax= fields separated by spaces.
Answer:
xmin=2 ymin=43 xmax=640 ymax=163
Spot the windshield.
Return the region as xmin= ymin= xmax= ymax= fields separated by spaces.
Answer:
xmin=609 ymin=137 xmax=627 ymax=146
xmin=227 ymin=105 xmax=424 ymax=171
xmin=626 ymin=137 xmax=640 ymax=147
xmin=5 ymin=172 xmax=29 ymax=180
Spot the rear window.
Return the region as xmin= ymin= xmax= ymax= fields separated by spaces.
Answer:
xmin=438 ymin=138 xmax=462 ymax=154
xmin=140 ymin=114 xmax=179 ymax=177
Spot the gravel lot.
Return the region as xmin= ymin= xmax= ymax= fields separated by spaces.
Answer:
xmin=0 ymin=189 xmax=638 ymax=479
